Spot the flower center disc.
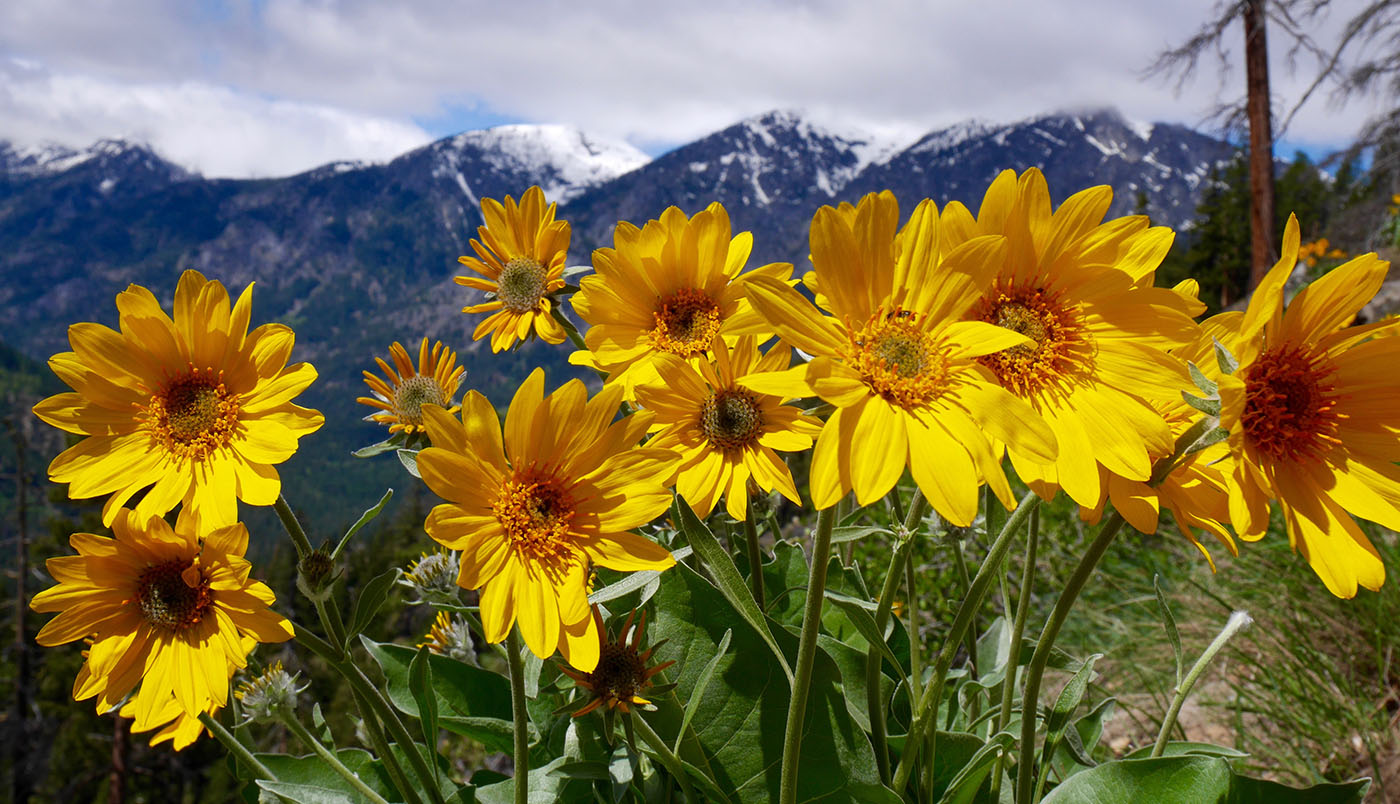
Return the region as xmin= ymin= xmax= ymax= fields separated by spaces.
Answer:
xmin=394 ymin=375 xmax=447 ymax=425
xmin=588 ymin=642 xmax=647 ymax=702
xmin=1242 ymin=346 xmax=1341 ymax=462
xmin=976 ymin=286 xmax=1091 ymax=398
xmin=850 ymin=309 xmax=949 ymax=409
xmin=497 ymin=257 xmax=548 ymax=313
xmin=493 ymin=472 xmax=576 ymax=568
xmin=148 ymin=371 xmax=240 ymax=461
xmin=136 ymin=559 xmax=212 ymax=631
xmin=652 ymin=288 xmax=723 ymax=357
xmin=699 ymin=389 xmax=764 ymax=451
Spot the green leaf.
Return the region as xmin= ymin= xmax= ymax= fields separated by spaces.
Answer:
xmin=825 ymin=591 xmax=909 ymax=695
xmin=1213 ymin=337 xmax=1239 ymax=375
xmin=409 ymin=646 xmax=441 ymax=767
xmin=1041 ymin=756 xmax=1369 ymax=803
xmin=644 ymin=561 xmax=900 ymax=804
xmin=361 ymin=637 xmax=517 ymax=753
xmin=334 ymin=489 xmax=394 ymax=559
xmin=352 ymin=432 xmax=406 ymax=459
xmin=255 ymin=781 xmax=359 ymax=804
xmin=522 ymin=650 xmax=543 ymax=700
xmin=588 ymin=546 xmax=693 ymax=605
xmin=1180 ymin=391 xmax=1222 ymax=416
xmin=1123 ymin=742 xmax=1248 ymax=760
xmin=1154 ymin=575 xmax=1183 ymax=687
xmin=1187 ymin=361 xmax=1219 ymax=395
xmin=829 ymin=525 xmax=892 ymax=544
xmin=937 ymin=731 xmax=1014 ymax=804
xmin=1038 ymin=653 xmax=1102 ymax=788
xmin=397 ymin=448 xmax=421 ymax=478
xmin=350 ymin=569 xmax=399 ymax=638
xmin=671 ymin=497 xmax=793 ymax=684
xmin=673 ymin=628 xmax=731 ymax=755
xmin=252 ymin=749 xmax=398 ymax=801
xmin=1185 ymin=426 xmax=1230 ymax=454
xmin=1050 ymin=697 xmax=1116 ymax=781
xmin=475 ymin=757 xmax=590 ymax=804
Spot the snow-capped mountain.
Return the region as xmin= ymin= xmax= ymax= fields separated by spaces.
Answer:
xmin=849 ymin=108 xmax=1232 ymax=228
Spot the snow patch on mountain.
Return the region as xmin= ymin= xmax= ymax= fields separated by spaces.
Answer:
xmin=447 ymin=124 xmax=649 ymax=202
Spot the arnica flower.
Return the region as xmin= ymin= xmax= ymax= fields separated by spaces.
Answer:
xmin=358 ymin=338 xmax=464 ymax=437
xmin=455 ymin=186 xmax=571 ymax=352
xmin=939 ymin=168 xmax=1201 ymax=509
xmin=30 ymin=508 xmax=293 ymax=722
xmin=570 ymin=203 xmax=792 ymax=396
xmin=417 ymin=369 xmax=680 ymax=671
xmin=742 ymin=191 xmax=1057 ymax=524
xmin=32 ymin=270 xmax=323 ymax=528
xmin=634 ymin=336 xmax=821 ymax=521
xmin=1215 ymin=214 xmax=1400 ymax=598
xmin=558 ymin=606 xmax=674 ymax=718
xmin=1079 ymin=318 xmax=1237 ymax=569
xmin=419 ymin=610 xmax=476 ymax=662
xmin=1297 ymin=237 xmax=1347 ymax=268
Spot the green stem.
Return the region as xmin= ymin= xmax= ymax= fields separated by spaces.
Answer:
xmin=631 ymin=712 xmax=698 ymax=802
xmin=865 ymin=490 xmax=927 ymax=783
xmin=950 ymin=536 xmax=981 ymax=687
xmin=199 ymin=712 xmax=278 ymax=782
xmin=348 ymin=684 xmax=425 ymax=804
xmin=507 ymin=628 xmax=530 ymax=804
xmin=1150 ymin=611 xmax=1253 ymax=757
xmin=778 ymin=505 xmax=837 ymax=804
xmin=1014 ymin=511 xmax=1125 ymax=804
xmin=891 ymin=490 xmax=1041 ymax=795
xmin=274 ymin=495 xmax=314 ymax=559
xmin=743 ymin=503 xmax=766 ymax=610
xmin=989 ymin=505 xmax=1039 ymax=802
xmin=281 ymin=712 xmax=392 ymax=804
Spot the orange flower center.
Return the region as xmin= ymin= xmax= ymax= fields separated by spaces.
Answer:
xmin=145 ymin=369 xmax=240 ymax=461
xmin=587 ymin=641 xmax=647 ymax=705
xmin=975 ymin=284 xmax=1092 ymax=398
xmin=699 ymin=388 xmax=764 ymax=451
xmin=393 ymin=375 xmax=446 ymax=426
xmin=651 ymin=288 xmax=722 ymax=357
xmin=497 ymin=257 xmax=548 ymax=313
xmin=848 ymin=308 xmax=950 ymax=409
xmin=136 ymin=559 xmax=212 ymax=632
xmin=1242 ymin=345 xmax=1341 ymax=463
xmin=493 ymin=471 xmax=577 ymax=568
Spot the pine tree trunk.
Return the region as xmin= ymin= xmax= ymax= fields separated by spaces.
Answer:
xmin=8 ymin=418 xmax=31 ymax=804
xmin=109 ymin=718 xmax=129 ymax=804
xmin=1244 ymin=0 xmax=1277 ymax=289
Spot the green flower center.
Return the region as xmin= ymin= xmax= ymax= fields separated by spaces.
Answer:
xmin=393 ymin=376 xmax=447 ymax=425
xmin=497 ymin=257 xmax=548 ymax=313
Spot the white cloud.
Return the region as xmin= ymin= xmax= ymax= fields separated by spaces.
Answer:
xmin=0 ymin=59 xmax=431 ymax=177
xmin=0 ymin=0 xmax=1391 ymax=176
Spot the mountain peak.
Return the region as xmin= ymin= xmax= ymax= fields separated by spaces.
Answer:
xmin=435 ymin=124 xmax=649 ymax=202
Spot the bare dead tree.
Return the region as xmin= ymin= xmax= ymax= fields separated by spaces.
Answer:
xmin=1148 ymin=0 xmax=1400 ymax=283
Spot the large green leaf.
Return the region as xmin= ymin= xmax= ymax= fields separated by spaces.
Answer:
xmin=1041 ymin=757 xmax=1370 ymax=803
xmin=644 ymin=561 xmax=899 ymax=803
xmin=361 ymin=637 xmax=517 ymax=753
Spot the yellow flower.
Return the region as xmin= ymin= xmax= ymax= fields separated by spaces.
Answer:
xmin=32 ymin=270 xmax=323 ymax=528
xmin=417 ymin=369 xmax=679 ymax=671
xmin=1297 ymin=237 xmax=1348 ymax=267
xmin=939 ymin=168 xmax=1200 ymax=510
xmin=113 ymin=634 xmax=257 ymax=751
xmin=1215 ymin=214 xmax=1400 ymax=598
xmin=570 ymin=203 xmax=791 ymax=396
xmin=742 ymin=191 xmax=1057 ymax=524
xmin=456 ymin=186 xmax=571 ymax=352
xmin=30 ymin=508 xmax=293 ymax=722
xmin=634 ymin=336 xmax=821 ymax=521
xmin=358 ymin=338 xmax=464 ymax=436
xmin=558 ymin=606 xmax=674 ymax=717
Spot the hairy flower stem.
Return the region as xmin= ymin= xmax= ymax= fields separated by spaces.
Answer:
xmin=1014 ymin=511 xmax=1125 ymax=804
xmin=989 ymin=506 xmax=1039 ymax=802
xmin=198 ymin=712 xmax=278 ymax=782
xmin=274 ymin=495 xmax=314 ymax=559
xmin=778 ymin=505 xmax=837 ymax=804
xmin=867 ymin=489 xmax=927 ymax=783
xmin=1150 ymin=610 xmax=1253 ymax=757
xmin=348 ymin=685 xmax=426 ymax=804
xmin=631 ymin=712 xmax=698 ymax=802
xmin=507 ymin=628 xmax=530 ymax=804
xmin=743 ymin=503 xmax=765 ymax=609
xmin=892 ymin=490 xmax=1041 ymax=796
xmin=281 ymin=711 xmax=392 ymax=804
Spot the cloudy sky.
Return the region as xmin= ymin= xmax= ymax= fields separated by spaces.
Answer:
xmin=0 ymin=0 xmax=1386 ymax=178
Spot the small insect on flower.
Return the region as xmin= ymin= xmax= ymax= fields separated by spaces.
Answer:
xmin=358 ymin=338 xmax=464 ymax=438
xmin=558 ymin=606 xmax=674 ymax=718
